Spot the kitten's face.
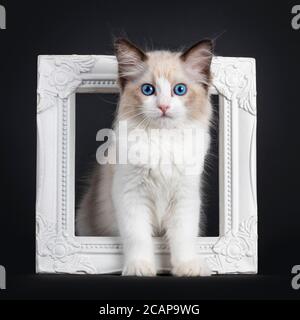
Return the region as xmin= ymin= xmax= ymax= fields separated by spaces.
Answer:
xmin=115 ymin=39 xmax=213 ymax=128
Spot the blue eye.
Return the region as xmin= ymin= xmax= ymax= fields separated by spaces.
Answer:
xmin=174 ymin=83 xmax=187 ymax=96
xmin=141 ymin=83 xmax=155 ymax=96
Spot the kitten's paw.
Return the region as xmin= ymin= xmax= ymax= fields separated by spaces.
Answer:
xmin=122 ymin=260 xmax=156 ymax=277
xmin=172 ymin=258 xmax=212 ymax=277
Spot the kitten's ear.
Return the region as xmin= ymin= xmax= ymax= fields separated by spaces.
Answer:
xmin=180 ymin=39 xmax=213 ymax=86
xmin=114 ymin=38 xmax=147 ymax=87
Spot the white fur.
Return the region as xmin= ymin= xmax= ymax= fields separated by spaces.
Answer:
xmin=77 ymin=75 xmax=212 ymax=276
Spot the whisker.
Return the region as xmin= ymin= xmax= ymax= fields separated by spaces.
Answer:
xmin=117 ymin=112 xmax=145 ymax=122
xmin=135 ymin=116 xmax=148 ymax=130
xmin=95 ymin=94 xmax=119 ymax=106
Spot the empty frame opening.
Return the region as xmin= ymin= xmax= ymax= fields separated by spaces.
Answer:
xmin=75 ymin=93 xmax=219 ymax=237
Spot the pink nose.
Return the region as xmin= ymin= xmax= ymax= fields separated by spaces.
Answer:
xmin=158 ymin=105 xmax=170 ymax=114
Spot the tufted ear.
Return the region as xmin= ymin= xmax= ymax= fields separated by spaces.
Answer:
xmin=114 ymin=38 xmax=147 ymax=88
xmin=180 ymin=39 xmax=213 ymax=87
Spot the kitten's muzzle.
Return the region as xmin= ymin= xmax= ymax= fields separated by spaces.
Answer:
xmin=158 ymin=105 xmax=170 ymax=116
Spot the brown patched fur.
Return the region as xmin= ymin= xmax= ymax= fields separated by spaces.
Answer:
xmin=119 ymin=51 xmax=211 ymax=126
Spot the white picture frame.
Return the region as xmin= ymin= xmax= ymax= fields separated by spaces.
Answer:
xmin=36 ymin=55 xmax=257 ymax=274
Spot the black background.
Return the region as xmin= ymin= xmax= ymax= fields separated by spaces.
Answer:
xmin=0 ymin=0 xmax=300 ymax=300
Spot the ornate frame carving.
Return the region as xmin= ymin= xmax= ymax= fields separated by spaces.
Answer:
xmin=36 ymin=55 xmax=257 ymax=274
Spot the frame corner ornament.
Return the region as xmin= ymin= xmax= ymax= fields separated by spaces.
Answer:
xmin=36 ymin=215 xmax=97 ymax=274
xmin=37 ymin=55 xmax=96 ymax=113
xmin=206 ymin=216 xmax=257 ymax=274
xmin=212 ymin=57 xmax=257 ymax=116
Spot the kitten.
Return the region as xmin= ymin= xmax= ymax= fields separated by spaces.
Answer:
xmin=76 ymin=39 xmax=214 ymax=276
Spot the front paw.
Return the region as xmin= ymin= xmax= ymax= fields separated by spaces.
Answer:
xmin=172 ymin=258 xmax=212 ymax=277
xmin=122 ymin=260 xmax=156 ymax=276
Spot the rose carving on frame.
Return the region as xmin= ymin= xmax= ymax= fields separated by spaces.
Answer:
xmin=207 ymin=216 xmax=257 ymax=273
xmin=212 ymin=58 xmax=256 ymax=115
xmin=36 ymin=216 xmax=97 ymax=274
xmin=37 ymin=55 xmax=96 ymax=112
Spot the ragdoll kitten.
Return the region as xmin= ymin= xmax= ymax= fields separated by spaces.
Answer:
xmin=77 ymin=39 xmax=214 ymax=276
